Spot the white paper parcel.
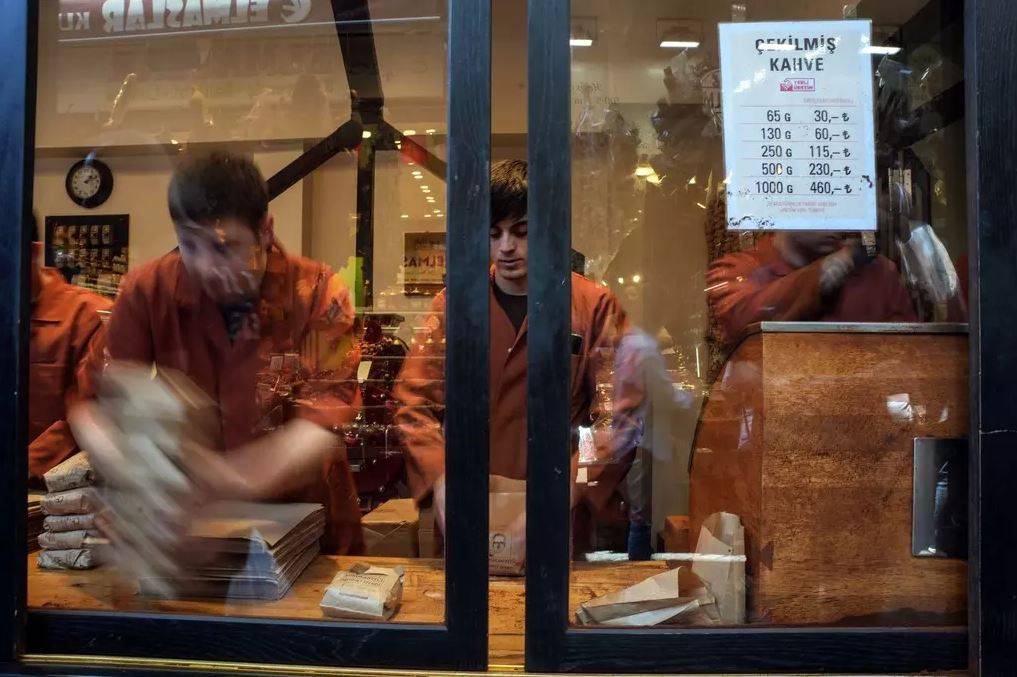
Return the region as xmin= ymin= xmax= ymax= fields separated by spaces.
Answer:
xmin=320 ymin=564 xmax=404 ymax=621
xmin=692 ymin=511 xmax=746 ymax=625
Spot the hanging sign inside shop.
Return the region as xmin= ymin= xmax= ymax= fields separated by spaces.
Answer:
xmin=57 ymin=0 xmax=332 ymax=39
xmin=718 ymin=20 xmax=877 ymax=231
xmin=403 ymin=232 xmax=445 ymax=296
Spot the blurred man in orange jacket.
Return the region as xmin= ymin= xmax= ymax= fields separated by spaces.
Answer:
xmin=708 ymin=232 xmax=917 ymax=346
xmin=28 ymin=215 xmax=112 ymax=480
xmin=73 ymin=153 xmax=363 ymax=553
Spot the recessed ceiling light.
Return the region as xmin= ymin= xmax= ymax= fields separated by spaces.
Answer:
xmin=570 ymin=38 xmax=593 ymax=47
xmin=400 ymin=214 xmax=409 ymax=219
xmin=862 ymin=45 xmax=901 ymax=55
xmin=362 ymin=130 xmax=372 ymax=139
xmin=425 ymin=128 xmax=437 ymax=134
xmin=403 ymin=129 xmax=417 ymax=136
xmin=660 ymin=40 xmax=699 ymax=49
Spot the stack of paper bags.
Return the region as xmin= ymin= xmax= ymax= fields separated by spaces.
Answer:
xmin=575 ymin=566 xmax=721 ymax=626
xmin=138 ymin=501 xmax=325 ymax=601
xmin=37 ymin=452 xmax=106 ymax=570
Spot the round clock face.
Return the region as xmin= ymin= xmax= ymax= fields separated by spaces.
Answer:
xmin=66 ymin=159 xmax=113 ymax=208
xmin=70 ymin=164 xmax=102 ymax=201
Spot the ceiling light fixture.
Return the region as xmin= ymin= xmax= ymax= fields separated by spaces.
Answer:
xmin=660 ymin=40 xmax=699 ymax=49
xmin=862 ymin=45 xmax=902 ymax=55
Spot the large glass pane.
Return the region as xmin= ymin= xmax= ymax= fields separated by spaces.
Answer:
xmin=27 ymin=0 xmax=450 ymax=632
xmin=564 ymin=0 xmax=968 ymax=629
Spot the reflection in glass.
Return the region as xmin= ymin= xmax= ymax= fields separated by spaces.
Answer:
xmin=567 ymin=0 xmax=969 ymax=631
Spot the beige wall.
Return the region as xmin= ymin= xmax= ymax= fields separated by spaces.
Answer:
xmin=34 ymin=150 xmax=307 ymax=267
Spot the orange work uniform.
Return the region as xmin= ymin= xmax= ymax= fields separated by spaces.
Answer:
xmin=30 ymin=267 xmax=112 ymax=478
xmin=395 ymin=272 xmax=633 ymax=503
xmin=85 ymin=241 xmax=364 ymax=553
xmin=708 ymin=235 xmax=918 ymax=346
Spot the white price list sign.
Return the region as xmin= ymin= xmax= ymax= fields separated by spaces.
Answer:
xmin=718 ymin=20 xmax=878 ymax=231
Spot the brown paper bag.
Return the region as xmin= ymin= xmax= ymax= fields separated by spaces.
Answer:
xmin=362 ymin=499 xmax=419 ymax=558
xmin=692 ymin=512 xmax=746 ymax=625
xmin=489 ymin=476 xmax=526 ymax=576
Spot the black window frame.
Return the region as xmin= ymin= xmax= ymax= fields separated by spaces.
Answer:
xmin=0 ymin=0 xmax=492 ymax=672
xmin=524 ymin=0 xmax=1017 ymax=673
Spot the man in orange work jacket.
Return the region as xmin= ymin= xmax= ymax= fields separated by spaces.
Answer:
xmin=395 ymin=160 xmax=638 ymax=556
xmin=708 ymin=232 xmax=917 ymax=347
xmin=75 ymin=153 xmax=363 ymax=554
xmin=29 ymin=216 xmax=112 ymax=480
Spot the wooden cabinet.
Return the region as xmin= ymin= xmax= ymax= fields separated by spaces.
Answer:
xmin=690 ymin=323 xmax=967 ymax=625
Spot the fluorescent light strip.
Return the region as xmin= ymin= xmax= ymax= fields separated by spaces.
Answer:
xmin=570 ymin=38 xmax=593 ymax=47
xmin=58 ymin=15 xmax=441 ymax=43
xmin=758 ymin=43 xmax=796 ymax=51
xmin=862 ymin=45 xmax=902 ymax=55
xmin=660 ymin=40 xmax=699 ymax=49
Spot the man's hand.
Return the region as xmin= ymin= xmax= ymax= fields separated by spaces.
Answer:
xmin=819 ymin=246 xmax=857 ymax=295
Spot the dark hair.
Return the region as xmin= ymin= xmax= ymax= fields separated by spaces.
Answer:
xmin=30 ymin=211 xmax=39 ymax=243
xmin=491 ymin=159 xmax=527 ymax=226
xmin=168 ymin=152 xmax=268 ymax=231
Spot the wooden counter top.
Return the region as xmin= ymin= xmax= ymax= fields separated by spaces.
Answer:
xmin=28 ymin=554 xmax=668 ymax=666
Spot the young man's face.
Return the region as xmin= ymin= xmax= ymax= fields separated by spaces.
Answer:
xmin=490 ymin=215 xmax=528 ymax=289
xmin=176 ymin=215 xmax=273 ymax=305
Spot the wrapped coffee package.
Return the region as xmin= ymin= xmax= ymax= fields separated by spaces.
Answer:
xmin=43 ymin=451 xmax=94 ymax=493
xmin=43 ymin=513 xmax=96 ymax=533
xmin=41 ymin=487 xmax=98 ymax=516
xmin=489 ymin=476 xmax=526 ymax=576
xmin=38 ymin=548 xmax=98 ymax=570
xmin=321 ymin=564 xmax=404 ymax=620
xmin=37 ymin=530 xmax=105 ymax=551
